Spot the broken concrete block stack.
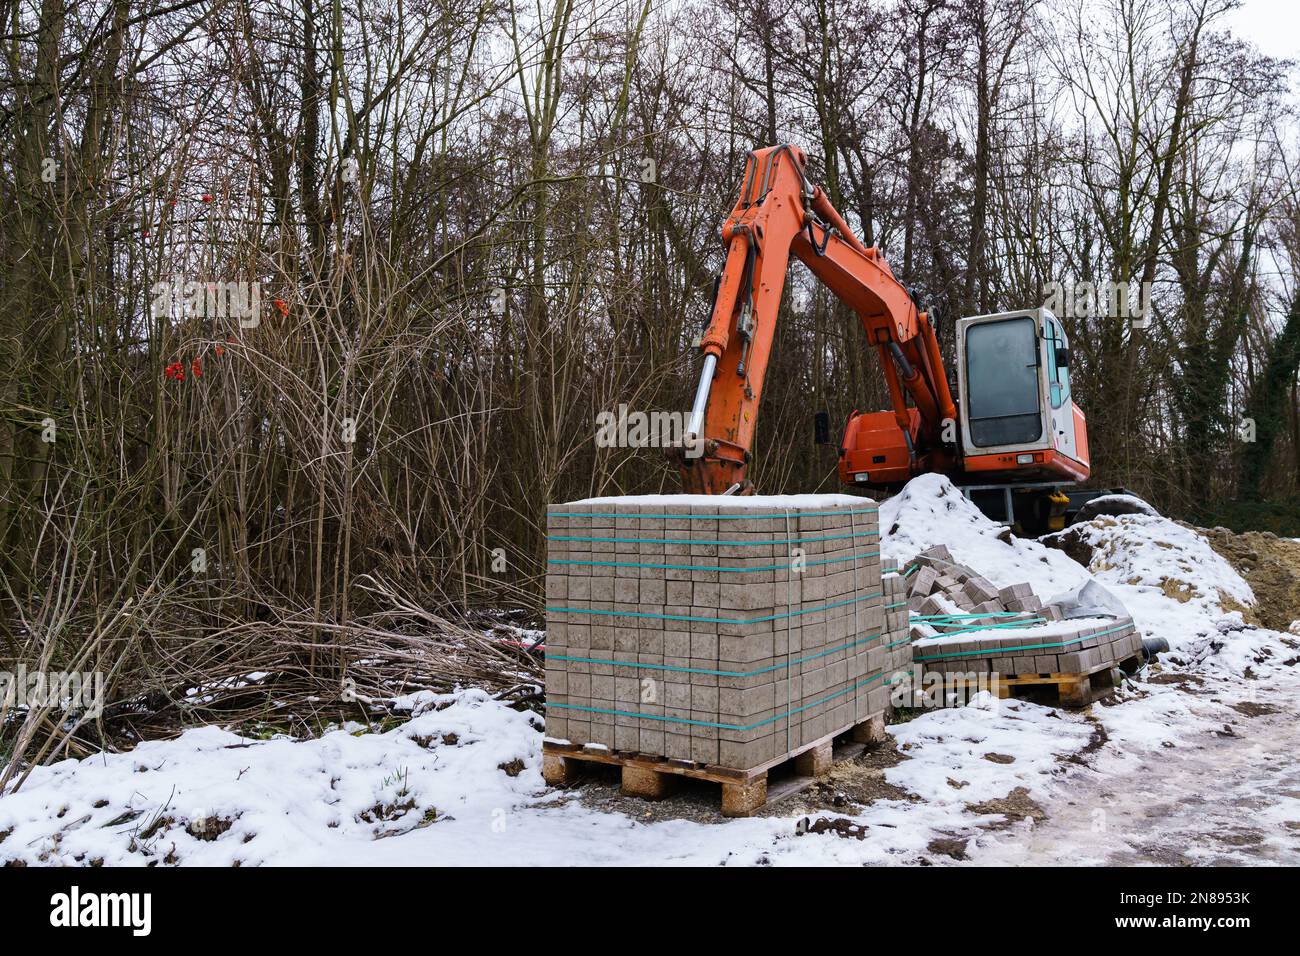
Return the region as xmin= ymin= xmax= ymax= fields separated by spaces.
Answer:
xmin=910 ymin=616 xmax=1143 ymax=677
xmin=542 ymin=495 xmax=891 ymax=772
xmin=899 ymin=542 xmax=1143 ymax=688
xmin=904 ymin=544 xmax=1055 ymax=637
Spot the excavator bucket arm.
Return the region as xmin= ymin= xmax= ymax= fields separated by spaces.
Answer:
xmin=677 ymin=145 xmax=957 ymax=494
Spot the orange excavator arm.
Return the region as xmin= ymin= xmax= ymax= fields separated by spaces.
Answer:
xmin=677 ymin=144 xmax=958 ymax=494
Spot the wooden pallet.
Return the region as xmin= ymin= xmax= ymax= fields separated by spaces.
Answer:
xmin=542 ymin=713 xmax=887 ymax=817
xmin=942 ymin=654 xmax=1142 ymax=708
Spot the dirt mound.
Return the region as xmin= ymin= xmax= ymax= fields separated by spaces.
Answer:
xmin=1199 ymin=526 xmax=1300 ymax=632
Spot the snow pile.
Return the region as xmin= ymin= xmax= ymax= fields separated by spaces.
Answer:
xmin=1043 ymin=514 xmax=1272 ymax=671
xmin=1053 ymin=514 xmax=1253 ymax=610
xmin=1078 ymin=493 xmax=1158 ymax=516
xmin=879 ymin=474 xmax=1088 ymax=597
xmin=0 ymin=683 xmax=1104 ymax=866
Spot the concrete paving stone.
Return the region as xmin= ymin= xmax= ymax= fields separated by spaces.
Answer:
xmin=944 ymin=587 xmax=976 ymax=611
xmin=589 ymin=721 xmax=614 ymax=750
xmin=719 ymin=683 xmax=777 ymax=717
xmin=688 ymin=661 xmax=720 ymax=688
xmin=637 ymin=628 xmax=664 ymax=655
xmin=612 ymin=627 xmax=636 ymax=653
xmin=690 ymin=736 xmax=719 ymax=765
xmin=545 ymin=713 xmax=569 ymax=742
xmin=717 ymin=632 xmax=775 ymax=664
xmin=718 ymin=737 xmax=772 ymax=771
xmin=918 ymin=544 xmax=953 ymax=565
xmin=908 ymin=566 xmax=939 ymax=598
xmin=944 ymin=563 xmax=976 ymax=583
xmin=688 ymin=631 xmax=719 ymax=660
xmin=690 ymin=684 xmax=719 ymax=713
xmin=665 ymin=733 xmax=691 ymax=760
xmin=1010 ymin=655 xmax=1036 ymax=673
xmin=661 ymin=630 xmax=690 ymax=658
xmin=566 ymin=718 xmax=590 ymax=744
xmin=718 ymin=580 xmax=776 ymax=610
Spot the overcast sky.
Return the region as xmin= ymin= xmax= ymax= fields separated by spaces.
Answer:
xmin=1228 ymin=0 xmax=1300 ymax=60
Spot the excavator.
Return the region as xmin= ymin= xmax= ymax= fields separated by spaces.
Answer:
xmin=672 ymin=145 xmax=1091 ymax=535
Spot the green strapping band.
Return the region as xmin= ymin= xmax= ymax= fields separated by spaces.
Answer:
xmin=546 ymin=591 xmax=883 ymax=625
xmin=548 ymin=631 xmax=883 ymax=677
xmin=549 ymin=507 xmax=878 ymax=520
xmin=935 ymin=618 xmax=1046 ymax=637
xmin=547 ymin=549 xmax=880 ymax=574
xmin=548 ymin=530 xmax=879 ymax=546
xmin=549 ymin=672 xmax=895 ymax=731
xmin=914 ymin=611 xmax=1038 ymax=621
xmin=913 ymin=621 xmax=1133 ymax=661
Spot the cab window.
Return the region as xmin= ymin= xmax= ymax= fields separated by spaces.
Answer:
xmin=965 ymin=316 xmax=1042 ymax=447
xmin=1045 ymin=317 xmax=1070 ymax=409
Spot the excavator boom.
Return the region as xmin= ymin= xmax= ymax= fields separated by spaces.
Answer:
xmin=675 ymin=144 xmax=1090 ymax=504
xmin=678 ymin=145 xmax=956 ymax=494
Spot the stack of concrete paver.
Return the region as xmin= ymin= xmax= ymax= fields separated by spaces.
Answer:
xmin=882 ymin=565 xmax=912 ymax=681
xmin=902 ymin=544 xmax=1142 ymax=678
xmin=542 ymin=495 xmax=895 ymax=771
xmin=910 ymin=616 xmax=1143 ymax=677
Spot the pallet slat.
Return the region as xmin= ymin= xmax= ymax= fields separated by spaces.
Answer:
xmin=542 ymin=711 xmax=887 ymax=816
xmin=937 ymin=654 xmax=1141 ymax=707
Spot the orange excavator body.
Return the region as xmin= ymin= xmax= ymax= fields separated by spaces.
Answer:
xmin=838 ymin=409 xmax=922 ymax=485
xmin=675 ymin=144 xmax=1090 ymax=496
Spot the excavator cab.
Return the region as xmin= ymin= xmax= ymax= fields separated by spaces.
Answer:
xmin=955 ymin=308 xmax=1089 ymax=484
xmin=839 ymin=308 xmax=1089 ymax=490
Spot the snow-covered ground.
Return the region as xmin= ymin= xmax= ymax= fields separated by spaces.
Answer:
xmin=3 ymin=477 xmax=1299 ymax=866
xmin=0 ymin=688 xmax=1104 ymax=866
